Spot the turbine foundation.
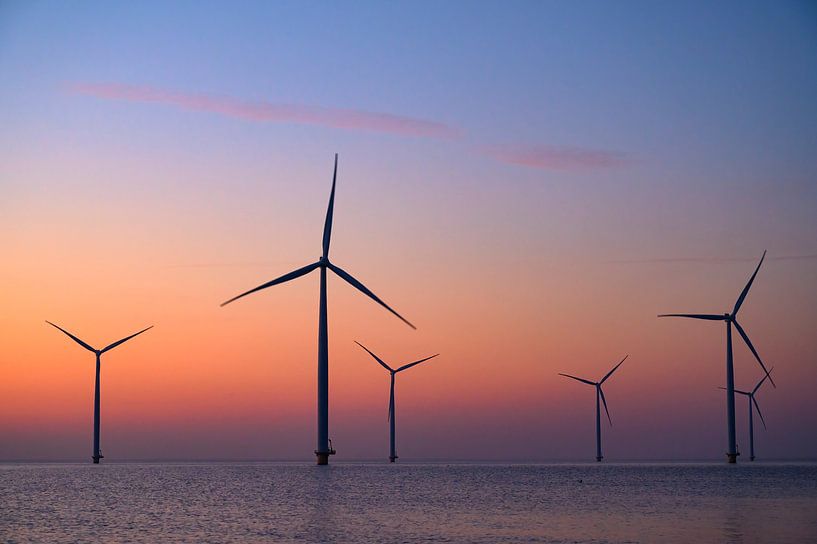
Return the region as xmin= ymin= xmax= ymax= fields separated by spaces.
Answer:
xmin=727 ymin=452 xmax=738 ymax=463
xmin=389 ymin=455 xmax=398 ymax=463
xmin=315 ymin=449 xmax=335 ymax=465
xmin=596 ymin=456 xmax=602 ymax=462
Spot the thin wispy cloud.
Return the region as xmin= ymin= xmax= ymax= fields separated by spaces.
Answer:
xmin=608 ymin=254 xmax=817 ymax=264
xmin=68 ymin=82 xmax=630 ymax=171
xmin=478 ymin=144 xmax=631 ymax=171
xmin=68 ymin=82 xmax=462 ymax=140
xmin=162 ymin=260 xmax=289 ymax=269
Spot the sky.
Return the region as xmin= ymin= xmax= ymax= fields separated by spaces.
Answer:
xmin=1 ymin=1 xmax=816 ymax=462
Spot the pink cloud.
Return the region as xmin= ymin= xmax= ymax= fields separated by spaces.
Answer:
xmin=68 ymin=82 xmax=462 ymax=140
xmin=479 ymin=144 xmax=631 ymax=171
xmin=67 ymin=82 xmax=634 ymax=170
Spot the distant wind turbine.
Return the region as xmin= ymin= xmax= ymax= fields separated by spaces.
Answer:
xmin=720 ymin=368 xmax=773 ymax=462
xmin=559 ymin=355 xmax=627 ymax=462
xmin=659 ymin=250 xmax=775 ymax=463
xmin=45 ymin=320 xmax=153 ymax=464
xmin=355 ymin=341 xmax=438 ymax=462
xmin=221 ymin=154 xmax=415 ymax=465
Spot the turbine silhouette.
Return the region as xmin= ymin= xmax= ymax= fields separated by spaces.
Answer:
xmin=659 ymin=250 xmax=775 ymax=463
xmin=221 ymin=154 xmax=415 ymax=465
xmin=559 ymin=355 xmax=627 ymax=462
xmin=720 ymin=368 xmax=773 ymax=461
xmin=355 ymin=341 xmax=438 ymax=462
xmin=45 ymin=320 xmax=153 ymax=464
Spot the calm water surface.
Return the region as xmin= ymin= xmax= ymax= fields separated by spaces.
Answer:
xmin=2 ymin=462 xmax=816 ymax=543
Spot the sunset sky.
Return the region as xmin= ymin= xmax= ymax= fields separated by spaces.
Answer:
xmin=1 ymin=1 xmax=816 ymax=461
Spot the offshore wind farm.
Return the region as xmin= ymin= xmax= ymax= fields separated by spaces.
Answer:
xmin=2 ymin=2 xmax=817 ymax=543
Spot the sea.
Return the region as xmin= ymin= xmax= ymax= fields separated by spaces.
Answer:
xmin=2 ymin=462 xmax=816 ymax=543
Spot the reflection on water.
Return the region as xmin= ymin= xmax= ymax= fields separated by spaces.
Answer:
xmin=2 ymin=463 xmax=816 ymax=543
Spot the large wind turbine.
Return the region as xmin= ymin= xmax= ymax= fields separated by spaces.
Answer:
xmin=355 ymin=341 xmax=438 ymax=462
xmin=221 ymin=154 xmax=415 ymax=465
xmin=559 ymin=356 xmax=627 ymax=462
xmin=720 ymin=368 xmax=773 ymax=461
xmin=46 ymin=320 xmax=153 ymax=463
xmin=659 ymin=251 xmax=775 ymax=463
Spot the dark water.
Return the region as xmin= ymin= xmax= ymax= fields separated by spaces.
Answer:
xmin=2 ymin=462 xmax=816 ymax=543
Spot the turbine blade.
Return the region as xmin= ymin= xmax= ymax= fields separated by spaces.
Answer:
xmin=45 ymin=321 xmax=96 ymax=353
xmin=753 ymin=367 xmax=773 ymax=394
xmin=600 ymin=355 xmax=628 ymax=384
xmin=752 ymin=396 xmax=767 ymax=429
xmin=354 ymin=341 xmax=393 ymax=372
xmin=327 ymin=262 xmax=416 ymax=329
xmin=396 ymin=354 xmax=439 ymax=373
xmin=599 ymin=387 xmax=612 ymax=426
xmin=752 ymin=367 xmax=774 ymax=395
xmin=322 ymin=154 xmax=338 ymax=259
xmin=388 ymin=381 xmax=394 ymax=422
xmin=100 ymin=325 xmax=153 ymax=354
xmin=558 ymin=373 xmax=596 ymax=386
xmin=733 ymin=250 xmax=766 ymax=316
xmin=719 ymin=387 xmax=751 ymax=396
xmin=657 ymin=313 xmax=725 ymax=320
xmin=733 ymin=320 xmax=776 ymax=388
xmin=221 ymin=261 xmax=320 ymax=307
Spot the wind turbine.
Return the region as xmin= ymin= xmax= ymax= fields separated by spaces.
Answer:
xmin=355 ymin=341 xmax=438 ymax=462
xmin=559 ymin=355 xmax=627 ymax=462
xmin=221 ymin=154 xmax=415 ymax=465
xmin=720 ymin=368 xmax=773 ymax=461
xmin=659 ymin=251 xmax=775 ymax=463
xmin=45 ymin=320 xmax=153 ymax=464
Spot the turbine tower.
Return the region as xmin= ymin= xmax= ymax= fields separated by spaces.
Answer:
xmin=659 ymin=251 xmax=775 ymax=463
xmin=221 ymin=154 xmax=415 ymax=465
xmin=355 ymin=341 xmax=438 ymax=462
xmin=559 ymin=355 xmax=627 ymax=462
xmin=720 ymin=368 xmax=773 ymax=461
xmin=46 ymin=320 xmax=152 ymax=464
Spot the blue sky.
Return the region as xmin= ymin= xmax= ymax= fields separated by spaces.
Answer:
xmin=3 ymin=1 xmax=815 ymax=169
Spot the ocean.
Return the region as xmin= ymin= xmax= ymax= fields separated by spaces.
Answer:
xmin=2 ymin=462 xmax=816 ymax=543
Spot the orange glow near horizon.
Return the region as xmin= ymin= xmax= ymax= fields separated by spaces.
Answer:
xmin=2 ymin=162 xmax=816 ymax=461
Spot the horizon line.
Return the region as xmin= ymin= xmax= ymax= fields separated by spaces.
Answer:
xmin=4 ymin=457 xmax=816 ymax=464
